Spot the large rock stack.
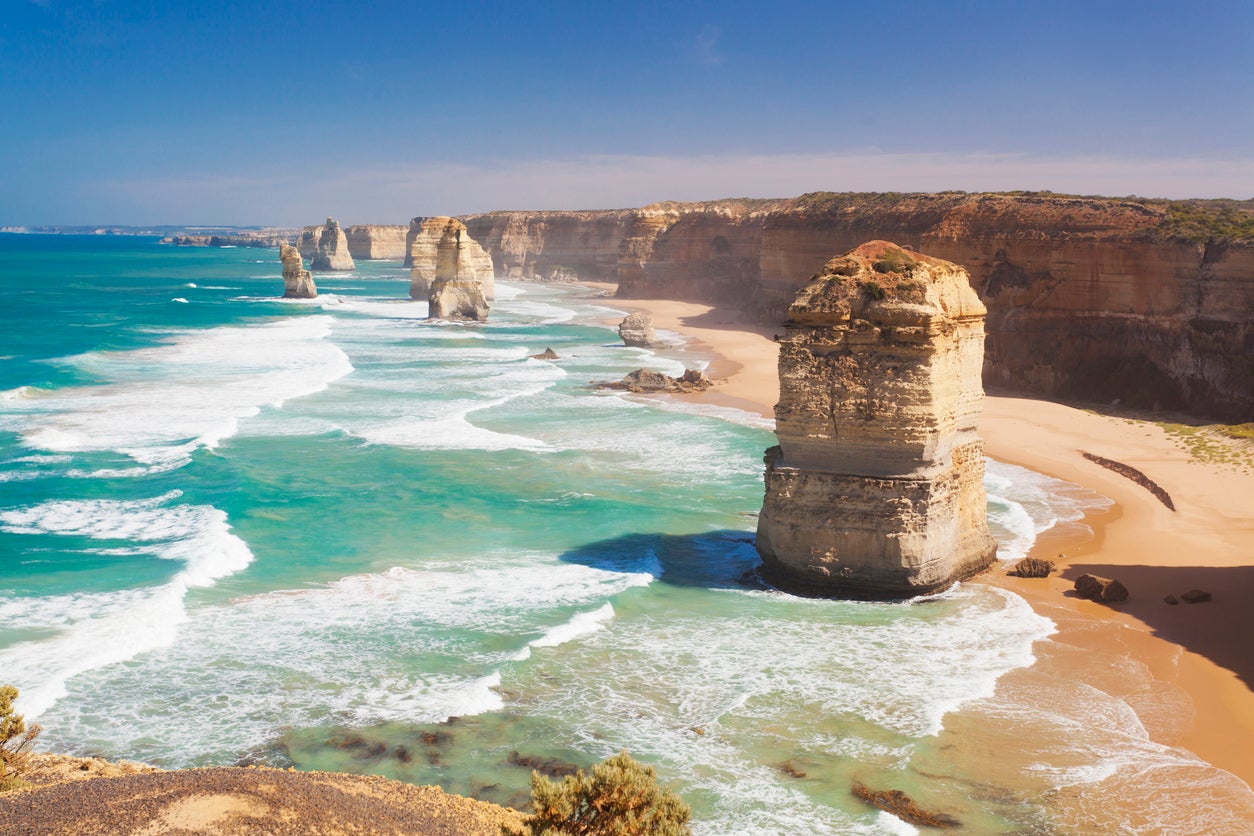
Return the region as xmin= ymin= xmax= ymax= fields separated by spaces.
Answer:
xmin=427 ymin=219 xmax=491 ymax=321
xmin=279 ymin=244 xmax=317 ymax=298
xmin=407 ymin=216 xmax=495 ymax=300
xmin=756 ymin=241 xmax=996 ymax=598
xmin=310 ymin=217 xmax=355 ymax=271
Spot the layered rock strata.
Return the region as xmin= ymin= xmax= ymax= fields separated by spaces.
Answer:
xmin=459 ymin=194 xmax=1254 ymax=420
xmin=756 ymin=241 xmax=997 ymax=598
xmin=428 ymin=219 xmax=491 ymax=321
xmin=280 ymin=244 xmax=317 ymax=299
xmin=309 ymin=217 xmax=355 ymax=271
xmin=407 ymin=217 xmax=495 ymax=300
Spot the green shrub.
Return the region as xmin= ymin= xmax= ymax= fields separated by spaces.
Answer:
xmin=871 ymin=250 xmax=916 ymax=275
xmin=0 ymin=684 xmax=41 ymax=792
xmin=523 ymin=750 xmax=691 ymax=836
xmin=862 ymin=280 xmax=887 ymax=301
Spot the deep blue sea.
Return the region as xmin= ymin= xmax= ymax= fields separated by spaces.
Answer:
xmin=2 ymin=234 xmax=1251 ymax=833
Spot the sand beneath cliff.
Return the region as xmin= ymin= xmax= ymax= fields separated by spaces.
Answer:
xmin=2 ymin=755 xmax=524 ymax=836
xmin=599 ymin=289 xmax=1254 ymax=791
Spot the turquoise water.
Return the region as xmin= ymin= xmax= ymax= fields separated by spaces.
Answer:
xmin=3 ymin=235 xmax=1250 ymax=833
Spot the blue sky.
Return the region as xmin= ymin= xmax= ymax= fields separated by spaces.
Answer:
xmin=3 ymin=0 xmax=1252 ymax=224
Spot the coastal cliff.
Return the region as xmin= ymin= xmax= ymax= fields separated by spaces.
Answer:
xmin=757 ymin=241 xmax=997 ymax=598
xmin=460 ymin=194 xmax=1254 ymax=420
xmin=310 ymin=217 xmax=355 ymax=271
xmin=345 ymin=225 xmax=408 ymax=260
xmin=462 ymin=209 xmax=635 ymax=281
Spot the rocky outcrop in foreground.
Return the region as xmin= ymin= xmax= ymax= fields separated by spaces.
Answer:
xmin=280 ymin=244 xmax=317 ymax=298
xmin=2 ymin=756 xmax=522 ymax=836
xmin=309 ymin=217 xmax=355 ymax=271
xmin=428 ymin=219 xmax=491 ymax=321
xmin=756 ymin=241 xmax=998 ymax=598
xmin=408 ymin=217 xmax=495 ymax=301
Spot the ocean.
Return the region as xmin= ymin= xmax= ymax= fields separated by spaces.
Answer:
xmin=2 ymin=234 xmax=1251 ymax=833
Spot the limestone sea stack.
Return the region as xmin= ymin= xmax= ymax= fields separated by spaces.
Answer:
xmin=280 ymin=244 xmax=317 ymax=298
xmin=617 ymin=312 xmax=662 ymax=347
xmin=427 ymin=218 xmax=491 ymax=321
xmin=756 ymin=241 xmax=997 ymax=598
xmin=310 ymin=217 xmax=355 ymax=271
xmin=407 ymin=216 xmax=495 ymax=301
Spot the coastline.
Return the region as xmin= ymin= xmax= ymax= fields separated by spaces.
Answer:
xmin=594 ymin=287 xmax=1254 ymax=792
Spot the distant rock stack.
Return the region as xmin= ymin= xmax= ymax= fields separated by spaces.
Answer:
xmin=756 ymin=241 xmax=997 ymax=598
xmin=617 ymin=312 xmax=662 ymax=347
xmin=279 ymin=244 xmax=317 ymax=299
xmin=407 ymin=216 xmax=495 ymax=301
xmin=310 ymin=217 xmax=355 ymax=271
xmin=296 ymin=225 xmax=323 ymax=260
xmin=427 ymin=219 xmax=491 ymax=321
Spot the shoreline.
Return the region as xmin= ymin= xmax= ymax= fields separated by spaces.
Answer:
xmin=591 ymin=286 xmax=1254 ymax=792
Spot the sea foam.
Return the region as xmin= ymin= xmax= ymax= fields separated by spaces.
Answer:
xmin=0 ymin=492 xmax=253 ymax=718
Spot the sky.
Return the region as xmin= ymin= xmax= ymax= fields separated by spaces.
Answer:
xmin=2 ymin=0 xmax=1252 ymax=225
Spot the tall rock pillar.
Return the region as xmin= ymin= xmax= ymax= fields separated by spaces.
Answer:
xmin=427 ymin=218 xmax=491 ymax=321
xmin=279 ymin=243 xmax=317 ymax=298
xmin=310 ymin=217 xmax=355 ymax=271
xmin=756 ymin=241 xmax=996 ymax=598
xmin=408 ymin=216 xmax=495 ymax=301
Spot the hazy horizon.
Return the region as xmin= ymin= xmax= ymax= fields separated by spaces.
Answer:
xmin=4 ymin=0 xmax=1252 ymax=225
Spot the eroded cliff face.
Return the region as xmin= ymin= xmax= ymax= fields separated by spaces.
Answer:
xmin=407 ymin=217 xmax=495 ymax=301
xmin=280 ymin=244 xmax=316 ymax=299
xmin=310 ymin=217 xmax=355 ymax=271
xmin=757 ymin=242 xmax=997 ymax=598
xmin=344 ymin=225 xmax=408 ymax=260
xmin=462 ymin=210 xmax=635 ymax=281
xmin=428 ymin=219 xmax=490 ymax=321
xmin=462 ymin=194 xmax=1253 ymax=420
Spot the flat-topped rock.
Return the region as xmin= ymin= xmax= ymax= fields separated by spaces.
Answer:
xmin=756 ymin=241 xmax=997 ymax=598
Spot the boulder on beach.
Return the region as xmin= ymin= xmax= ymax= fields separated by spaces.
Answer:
xmin=1074 ymin=573 xmax=1129 ymax=603
xmin=617 ymin=312 xmax=662 ymax=347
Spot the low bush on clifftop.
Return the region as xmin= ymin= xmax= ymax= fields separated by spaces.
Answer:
xmin=0 ymin=684 xmax=41 ymax=792
xmin=521 ymin=750 xmax=692 ymax=836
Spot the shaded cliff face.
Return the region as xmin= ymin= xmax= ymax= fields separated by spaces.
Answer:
xmin=462 ymin=194 xmax=1254 ymax=420
xmin=344 ymin=225 xmax=408 ymax=260
xmin=757 ymin=241 xmax=996 ymax=598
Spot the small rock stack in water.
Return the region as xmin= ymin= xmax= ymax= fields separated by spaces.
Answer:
xmin=427 ymin=218 xmax=491 ymax=321
xmin=279 ymin=244 xmax=317 ymax=299
xmin=310 ymin=217 xmax=355 ymax=271
xmin=756 ymin=241 xmax=997 ymax=598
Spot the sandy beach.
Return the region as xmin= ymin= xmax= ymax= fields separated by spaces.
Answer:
xmin=602 ymin=290 xmax=1254 ymax=791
